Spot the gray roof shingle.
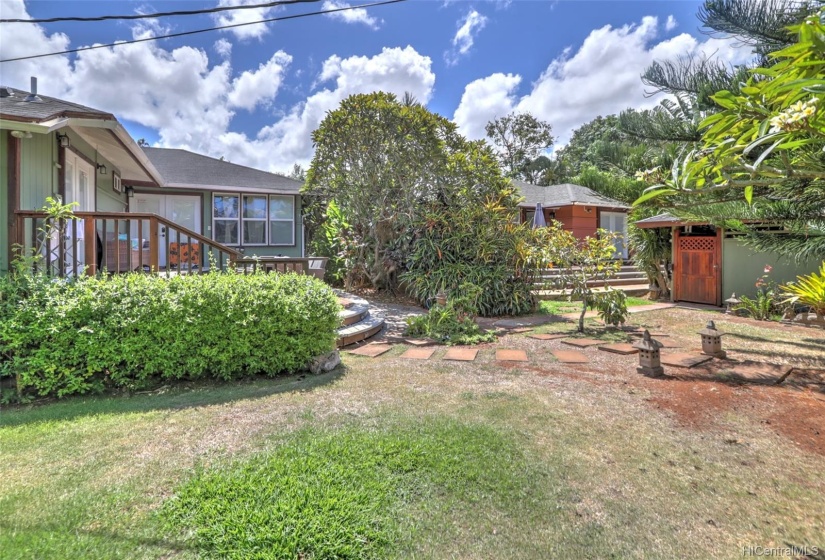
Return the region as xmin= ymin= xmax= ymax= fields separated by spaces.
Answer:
xmin=142 ymin=147 xmax=302 ymax=193
xmin=634 ymin=213 xmax=679 ymax=225
xmin=0 ymin=86 xmax=114 ymax=122
xmin=513 ymin=180 xmax=629 ymax=209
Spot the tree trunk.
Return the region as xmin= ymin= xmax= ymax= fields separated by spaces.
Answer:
xmin=578 ymin=299 xmax=587 ymax=333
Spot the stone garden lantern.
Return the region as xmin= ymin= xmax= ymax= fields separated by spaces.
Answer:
xmin=632 ymin=330 xmax=664 ymax=377
xmin=724 ymin=293 xmax=741 ymax=315
xmin=435 ymin=290 xmax=448 ymax=306
xmin=698 ymin=320 xmax=726 ymax=358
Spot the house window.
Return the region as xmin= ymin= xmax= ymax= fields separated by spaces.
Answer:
xmin=269 ymin=195 xmax=295 ymax=245
xmin=243 ymin=195 xmax=267 ymax=245
xmin=213 ymin=195 xmax=239 ymax=245
xmin=212 ymin=193 xmax=296 ymax=247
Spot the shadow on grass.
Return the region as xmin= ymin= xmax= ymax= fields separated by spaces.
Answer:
xmin=725 ymin=331 xmax=825 ymax=354
xmin=0 ymin=520 xmax=194 ymax=558
xmin=0 ymin=367 xmax=347 ymax=429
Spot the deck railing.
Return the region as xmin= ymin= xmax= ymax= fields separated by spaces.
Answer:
xmin=14 ymin=210 xmax=241 ymax=277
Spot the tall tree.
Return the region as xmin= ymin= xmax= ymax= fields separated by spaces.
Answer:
xmin=485 ymin=112 xmax=554 ymax=182
xmin=640 ymin=10 xmax=825 ymax=261
xmin=305 ymin=92 xmax=511 ymax=290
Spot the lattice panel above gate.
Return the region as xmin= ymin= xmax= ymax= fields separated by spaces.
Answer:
xmin=679 ymin=237 xmax=715 ymax=252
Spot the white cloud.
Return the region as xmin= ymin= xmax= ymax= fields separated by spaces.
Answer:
xmin=445 ymin=9 xmax=488 ymax=65
xmin=453 ymin=73 xmax=521 ymax=140
xmin=253 ymin=46 xmax=436 ymax=169
xmin=453 ymin=15 xmax=755 ymax=146
xmin=213 ymin=0 xmax=277 ymax=41
xmin=665 ymin=15 xmax=677 ymax=31
xmin=321 ymin=0 xmax=382 ymax=29
xmin=214 ymin=38 xmax=233 ymax=59
xmin=0 ymin=1 xmax=434 ymax=173
xmin=0 ymin=0 xmax=72 ymax=96
xmin=227 ymin=52 xmax=292 ymax=111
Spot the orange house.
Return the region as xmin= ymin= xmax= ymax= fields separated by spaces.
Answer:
xmin=513 ymin=181 xmax=630 ymax=258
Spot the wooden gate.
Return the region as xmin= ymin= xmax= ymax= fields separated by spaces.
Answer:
xmin=673 ymin=231 xmax=721 ymax=306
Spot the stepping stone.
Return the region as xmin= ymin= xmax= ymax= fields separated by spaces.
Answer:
xmin=657 ymin=338 xmax=683 ymax=348
xmin=660 ymin=352 xmax=712 ymax=368
xmin=347 ymin=344 xmax=392 ymax=357
xmin=508 ymin=327 xmax=533 ymax=334
xmin=443 ymin=347 xmax=478 ymax=361
xmin=496 ymin=349 xmax=529 ymax=362
xmin=598 ymin=343 xmax=639 ymax=355
xmin=722 ymin=362 xmax=794 ymax=384
xmin=562 ymin=338 xmax=603 ymax=348
xmin=527 ymin=333 xmax=568 ymax=340
xmin=400 ymin=347 xmax=436 ymax=360
xmin=552 ymin=350 xmax=589 ymax=363
xmin=404 ymin=338 xmax=432 ymax=346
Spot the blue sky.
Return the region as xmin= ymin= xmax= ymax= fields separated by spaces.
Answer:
xmin=0 ymin=0 xmax=754 ymax=171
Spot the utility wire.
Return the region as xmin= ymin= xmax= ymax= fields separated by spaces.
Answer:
xmin=0 ymin=0 xmax=321 ymax=24
xmin=0 ymin=0 xmax=406 ymax=63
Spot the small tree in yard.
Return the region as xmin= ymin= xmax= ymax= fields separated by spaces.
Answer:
xmin=532 ymin=222 xmax=624 ymax=332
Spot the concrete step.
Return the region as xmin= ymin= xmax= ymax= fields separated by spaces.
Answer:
xmin=535 ymin=284 xmax=651 ymax=300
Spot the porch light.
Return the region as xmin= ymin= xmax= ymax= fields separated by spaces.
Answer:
xmin=724 ymin=293 xmax=741 ymax=315
xmin=125 ymin=186 xmax=134 ymax=198
xmin=698 ymin=320 xmax=726 ymax=358
xmin=633 ymin=330 xmax=664 ymax=377
xmin=57 ymin=133 xmax=70 ymax=148
xmin=97 ymin=164 xmax=107 ymax=175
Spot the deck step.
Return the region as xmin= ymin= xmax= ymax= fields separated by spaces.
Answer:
xmin=337 ymin=315 xmax=385 ymax=347
xmin=335 ymin=290 xmax=385 ymax=347
xmin=340 ymin=303 xmax=370 ymax=326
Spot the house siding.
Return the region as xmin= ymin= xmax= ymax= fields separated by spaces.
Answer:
xmin=721 ymin=237 xmax=821 ymax=299
xmin=18 ymin=131 xmax=58 ymax=210
xmin=554 ymin=205 xmax=597 ymax=240
xmin=0 ymin=133 xmax=8 ymax=272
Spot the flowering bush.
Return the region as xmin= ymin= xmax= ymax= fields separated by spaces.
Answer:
xmin=734 ymin=265 xmax=786 ymax=320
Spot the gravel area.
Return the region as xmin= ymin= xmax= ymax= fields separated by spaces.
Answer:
xmin=368 ymin=301 xmax=427 ymax=340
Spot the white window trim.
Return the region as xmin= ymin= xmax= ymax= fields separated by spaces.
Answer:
xmin=269 ymin=194 xmax=295 ymax=247
xmin=211 ymin=193 xmax=296 ymax=248
xmin=242 ymin=194 xmax=268 ymax=247
xmin=212 ymin=193 xmax=241 ymax=247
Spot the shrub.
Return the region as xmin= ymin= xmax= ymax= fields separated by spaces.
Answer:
xmin=590 ymin=288 xmax=629 ymax=327
xmin=0 ymin=272 xmax=340 ymax=398
xmin=782 ymin=261 xmax=825 ymax=319
xmin=403 ymin=196 xmax=539 ymax=317
xmin=405 ymin=283 xmax=496 ymax=345
xmin=735 ymin=266 xmax=788 ymax=321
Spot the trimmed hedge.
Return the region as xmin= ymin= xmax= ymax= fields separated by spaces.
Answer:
xmin=0 ymin=272 xmax=341 ymax=398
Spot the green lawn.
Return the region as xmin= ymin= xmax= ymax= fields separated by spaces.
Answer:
xmin=538 ymin=295 xmax=651 ymax=316
xmin=2 ymin=309 xmax=823 ymax=559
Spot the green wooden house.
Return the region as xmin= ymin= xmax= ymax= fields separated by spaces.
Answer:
xmin=1 ymin=80 xmax=305 ymax=275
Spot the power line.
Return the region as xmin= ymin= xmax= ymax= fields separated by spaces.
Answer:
xmin=0 ymin=0 xmax=320 ymax=24
xmin=0 ymin=0 xmax=406 ymax=63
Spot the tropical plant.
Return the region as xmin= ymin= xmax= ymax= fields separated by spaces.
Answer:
xmin=531 ymin=222 xmax=623 ymax=332
xmin=589 ymin=288 xmax=629 ymax=327
xmin=305 ymin=92 xmax=509 ymax=291
xmin=634 ymin=7 xmax=825 ymax=262
xmin=627 ymin=220 xmax=672 ymax=298
xmin=402 ymin=194 xmax=538 ymax=317
xmin=781 ymin=261 xmax=825 ymax=319
xmin=405 ymin=283 xmax=496 ymax=345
